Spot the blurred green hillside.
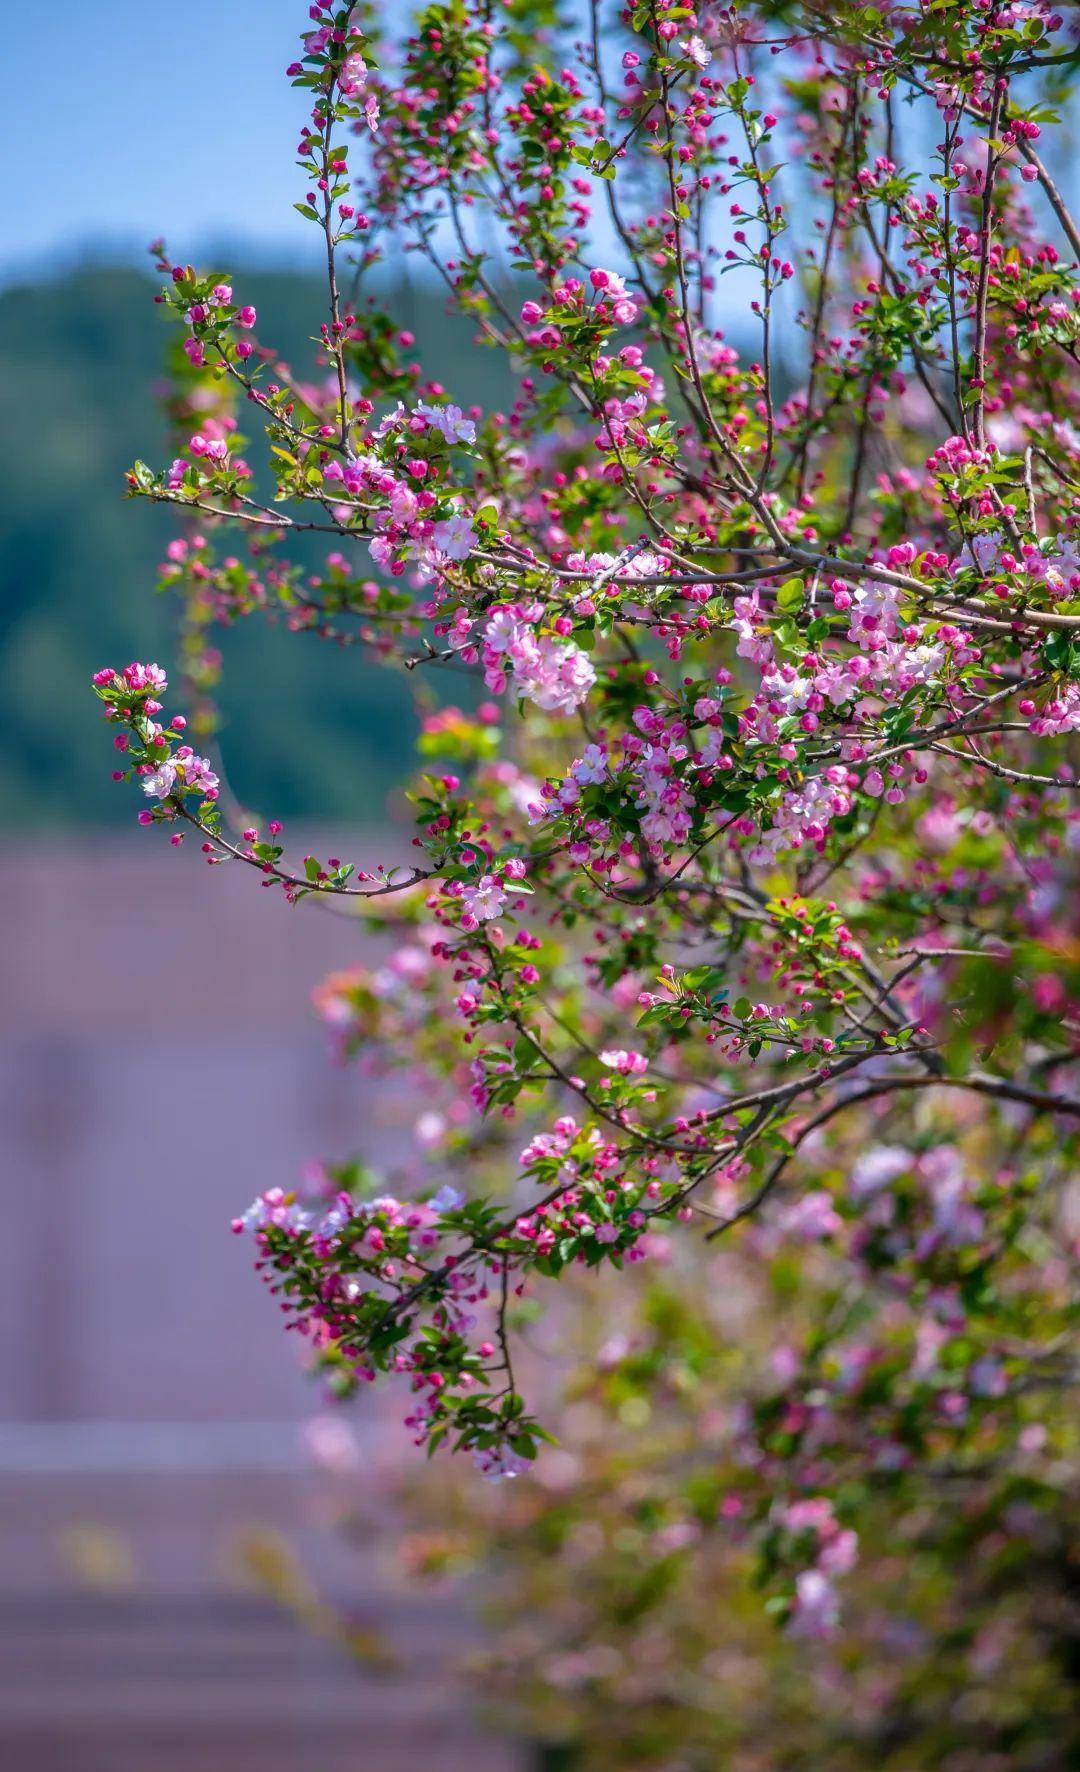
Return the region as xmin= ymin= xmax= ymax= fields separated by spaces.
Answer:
xmin=0 ymin=264 xmax=512 ymax=826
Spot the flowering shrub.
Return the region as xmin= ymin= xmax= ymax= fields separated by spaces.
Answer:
xmin=392 ymin=1263 xmax=1079 ymax=1769
xmin=94 ymin=0 xmax=1080 ymax=1635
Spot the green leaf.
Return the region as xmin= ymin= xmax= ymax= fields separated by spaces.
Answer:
xmin=776 ymin=577 xmax=805 ymax=612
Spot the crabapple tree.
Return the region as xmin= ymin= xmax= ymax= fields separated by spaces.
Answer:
xmin=93 ymin=0 xmax=1080 ymax=1636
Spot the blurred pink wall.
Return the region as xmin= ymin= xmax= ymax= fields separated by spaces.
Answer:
xmin=1 ymin=830 xmax=409 ymax=1425
xmin=0 ymin=834 xmax=521 ymax=1770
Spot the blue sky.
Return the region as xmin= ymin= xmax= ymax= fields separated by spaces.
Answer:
xmin=1 ymin=0 xmax=326 ymax=285
xmin=8 ymin=4 xmax=1074 ymax=297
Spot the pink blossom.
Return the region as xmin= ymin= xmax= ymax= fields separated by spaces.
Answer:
xmin=599 ymin=1048 xmax=649 ymax=1075
xmin=459 ymin=875 xmax=507 ymax=925
xmin=432 ymin=513 xmax=477 ymax=560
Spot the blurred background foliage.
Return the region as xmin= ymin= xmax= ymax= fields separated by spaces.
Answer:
xmin=386 ymin=1264 xmax=1080 ymax=1772
xmin=0 ymin=264 xmax=516 ymax=826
